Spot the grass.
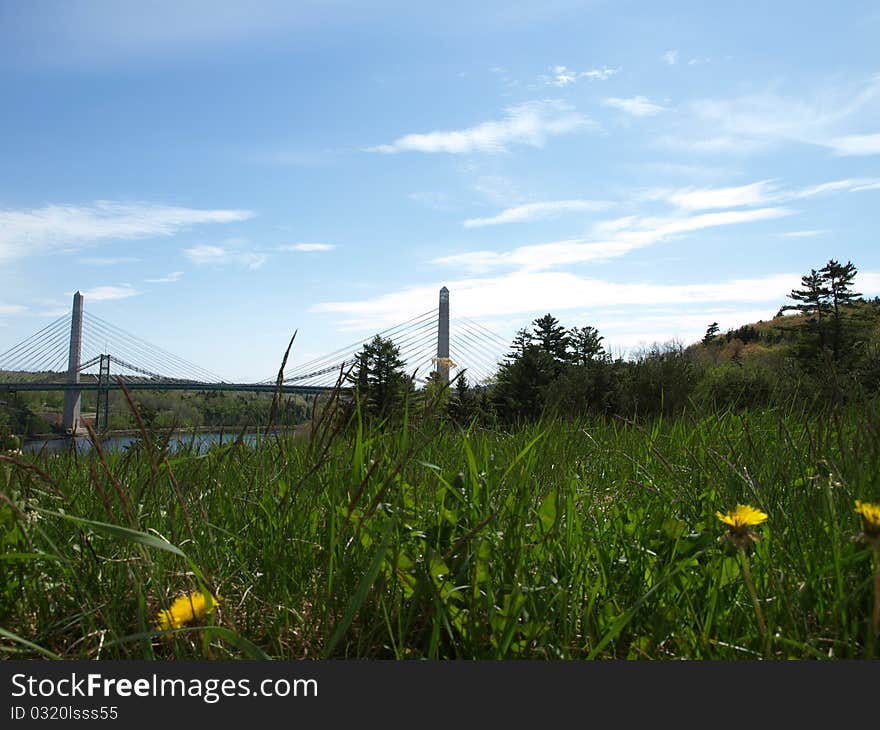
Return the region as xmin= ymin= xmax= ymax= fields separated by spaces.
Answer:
xmin=1 ymin=393 xmax=879 ymax=660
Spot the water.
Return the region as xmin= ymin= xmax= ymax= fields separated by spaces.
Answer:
xmin=22 ymin=430 xmax=269 ymax=456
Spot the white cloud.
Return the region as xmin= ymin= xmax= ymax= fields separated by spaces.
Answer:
xmin=792 ymin=178 xmax=880 ymax=198
xmin=828 ymin=133 xmax=880 ymax=156
xmin=602 ymin=96 xmax=667 ymax=117
xmin=436 ymin=207 xmax=794 ymax=273
xmin=145 ymin=271 xmax=184 ymax=283
xmin=79 ymin=285 xmax=140 ymax=301
xmin=651 ymin=177 xmax=880 ymax=211
xmin=369 ymin=100 xmax=594 ymax=154
xmin=0 ymin=303 xmax=27 ymax=316
xmin=276 ymin=243 xmax=336 ymax=252
xmin=310 ymin=270 xmax=829 ymax=331
xmin=662 ymin=50 xmax=679 ymax=66
xmin=311 ymin=268 xmax=880 ymax=352
xmin=184 ymin=244 xmax=267 ymax=269
xmin=0 ymin=201 xmax=253 ymax=261
xmin=660 ymin=180 xmax=779 ymax=210
xmin=780 ymin=230 xmax=828 ymax=238
xmin=463 ymin=199 xmax=613 ymax=227
xmin=678 ymin=75 xmax=880 ymax=156
xmin=851 ymin=180 xmax=880 ymax=192
xmin=546 ymin=65 xmax=618 ymax=86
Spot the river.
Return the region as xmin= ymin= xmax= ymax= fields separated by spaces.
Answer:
xmin=21 ymin=430 xmax=275 ymax=455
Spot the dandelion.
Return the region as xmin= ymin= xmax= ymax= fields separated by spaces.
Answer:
xmin=155 ymin=590 xmax=220 ymax=633
xmin=717 ymin=503 xmax=770 ymax=655
xmin=716 ymin=503 xmax=768 ymax=550
xmin=854 ymin=500 xmax=880 ymax=652
xmin=855 ymin=500 xmax=880 ymax=541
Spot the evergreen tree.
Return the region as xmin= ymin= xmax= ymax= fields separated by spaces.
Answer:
xmin=702 ymin=322 xmax=720 ymax=345
xmin=570 ymin=325 xmax=606 ymax=365
xmin=532 ymin=313 xmax=569 ymax=370
xmin=493 ymin=344 xmax=555 ymax=422
xmin=783 ymin=269 xmax=831 ymax=355
xmin=350 ymin=335 xmax=408 ymax=419
xmin=783 ymin=260 xmax=862 ymax=363
xmin=506 ymin=327 xmax=534 ymax=361
xmin=819 ymin=259 xmax=861 ymax=361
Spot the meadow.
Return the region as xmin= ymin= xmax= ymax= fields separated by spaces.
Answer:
xmin=2 ymin=393 xmax=879 ymax=660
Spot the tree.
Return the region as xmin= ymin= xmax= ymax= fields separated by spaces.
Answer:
xmin=350 ymin=335 xmax=408 ymax=419
xmin=569 ymin=325 xmax=606 ymax=365
xmin=447 ymin=372 xmax=478 ymax=426
xmin=783 ymin=268 xmax=831 ymax=356
xmin=702 ymin=322 xmax=720 ymax=345
xmin=532 ymin=313 xmax=569 ymax=371
xmin=506 ymin=327 xmax=534 ymax=361
xmin=493 ymin=344 xmax=555 ymax=422
xmin=819 ymin=259 xmax=861 ymax=361
xmin=783 ymin=260 xmax=862 ymax=363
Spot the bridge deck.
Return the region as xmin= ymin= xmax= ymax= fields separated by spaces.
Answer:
xmin=0 ymin=382 xmax=343 ymax=395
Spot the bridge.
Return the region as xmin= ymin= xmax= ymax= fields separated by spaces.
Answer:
xmin=0 ymin=287 xmax=508 ymax=433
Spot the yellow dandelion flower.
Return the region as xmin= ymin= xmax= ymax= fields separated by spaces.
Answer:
xmin=155 ymin=591 xmax=219 ymax=632
xmin=855 ymin=500 xmax=880 ymax=536
xmin=716 ymin=504 xmax=769 ymax=533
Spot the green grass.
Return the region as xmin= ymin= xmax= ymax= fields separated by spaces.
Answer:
xmin=2 ymin=396 xmax=879 ymax=659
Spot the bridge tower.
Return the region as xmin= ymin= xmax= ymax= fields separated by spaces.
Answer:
xmin=435 ymin=286 xmax=452 ymax=384
xmin=62 ymin=291 xmax=84 ymax=434
xmin=95 ymin=354 xmax=111 ymax=432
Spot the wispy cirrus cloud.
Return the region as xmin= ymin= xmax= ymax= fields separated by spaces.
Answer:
xmin=0 ymin=201 xmax=253 ymax=261
xmin=653 ymin=180 xmax=780 ymax=210
xmin=544 ymin=65 xmax=618 ymax=86
xmin=602 ymin=96 xmax=667 ymax=117
xmin=311 ymin=269 xmax=838 ymax=331
xmin=671 ymin=75 xmax=880 ymax=156
xmin=79 ymin=285 xmax=140 ymax=301
xmin=0 ymin=302 xmax=27 ymax=316
xmin=827 ymin=133 xmax=880 ymax=156
xmin=276 ymin=242 xmax=336 ymax=252
xmin=648 ymin=177 xmax=880 ymax=210
xmin=184 ymin=244 xmax=267 ymax=270
xmin=780 ymin=230 xmax=828 ymax=238
xmin=437 ymin=207 xmax=794 ymax=273
xmin=369 ymin=100 xmax=594 ymax=154
xmin=145 ymin=271 xmax=184 ymax=283
xmin=463 ymin=199 xmax=614 ymax=228
xmin=661 ymin=50 xmax=679 ymax=66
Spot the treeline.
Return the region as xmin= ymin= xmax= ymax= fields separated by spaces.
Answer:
xmin=348 ymin=259 xmax=880 ymax=426
xmin=0 ymin=387 xmax=311 ymax=438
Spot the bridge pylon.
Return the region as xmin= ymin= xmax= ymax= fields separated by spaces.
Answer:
xmin=96 ymin=354 xmax=111 ymax=432
xmin=433 ymin=286 xmax=455 ymax=384
xmin=62 ymin=292 xmax=84 ymax=434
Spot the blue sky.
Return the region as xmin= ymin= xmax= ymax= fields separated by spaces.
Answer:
xmin=1 ymin=0 xmax=879 ymax=382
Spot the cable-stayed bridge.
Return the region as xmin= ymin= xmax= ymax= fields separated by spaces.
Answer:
xmin=0 ymin=287 xmax=508 ymax=433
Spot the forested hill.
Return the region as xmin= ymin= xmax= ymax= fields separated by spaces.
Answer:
xmin=687 ymin=297 xmax=880 ymax=366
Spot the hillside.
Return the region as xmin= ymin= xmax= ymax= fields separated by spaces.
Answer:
xmin=686 ymin=297 xmax=880 ymax=366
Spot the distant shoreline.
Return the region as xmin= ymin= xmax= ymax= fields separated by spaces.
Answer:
xmin=23 ymin=424 xmax=306 ymax=444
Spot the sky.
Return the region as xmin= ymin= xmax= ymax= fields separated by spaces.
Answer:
xmin=1 ymin=0 xmax=879 ymax=382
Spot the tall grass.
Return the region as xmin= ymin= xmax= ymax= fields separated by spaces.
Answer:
xmin=1 ymin=395 xmax=879 ymax=659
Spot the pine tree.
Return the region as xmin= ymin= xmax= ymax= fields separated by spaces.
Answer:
xmin=532 ymin=313 xmax=569 ymax=369
xmin=350 ymin=335 xmax=408 ymax=419
xmin=819 ymin=259 xmax=861 ymax=361
xmin=570 ymin=325 xmax=606 ymax=365
xmin=506 ymin=327 xmax=534 ymax=362
xmin=702 ymin=322 xmax=720 ymax=345
xmin=783 ymin=269 xmax=831 ymax=353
